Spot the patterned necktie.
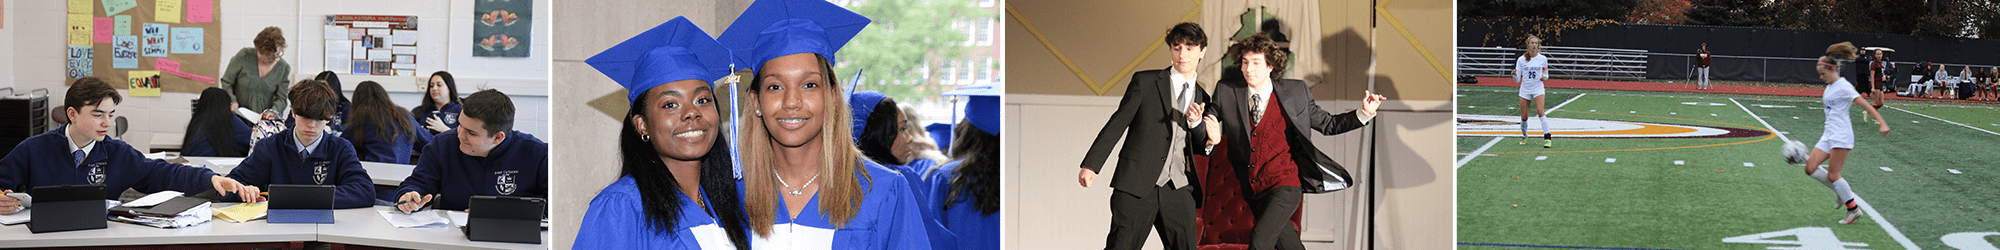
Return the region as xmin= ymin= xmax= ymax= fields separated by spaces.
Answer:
xmin=1251 ymin=93 xmax=1264 ymax=127
xmin=73 ymin=150 xmax=85 ymax=167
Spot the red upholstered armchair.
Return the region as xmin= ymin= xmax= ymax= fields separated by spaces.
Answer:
xmin=1194 ymin=141 xmax=1303 ymax=250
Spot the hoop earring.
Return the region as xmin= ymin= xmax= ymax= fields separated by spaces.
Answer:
xmin=641 ymin=134 xmax=651 ymax=141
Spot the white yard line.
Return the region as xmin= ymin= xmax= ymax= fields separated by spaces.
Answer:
xmin=1730 ymin=98 xmax=1918 ymax=250
xmin=1456 ymin=93 xmax=1587 ymax=169
xmin=1887 ymin=106 xmax=2000 ymax=137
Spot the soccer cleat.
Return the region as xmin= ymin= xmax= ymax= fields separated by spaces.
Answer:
xmin=1838 ymin=209 xmax=1862 ymax=224
xmin=1543 ymin=133 xmax=1553 ymax=148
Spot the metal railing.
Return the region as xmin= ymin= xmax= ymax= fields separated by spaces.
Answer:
xmin=1457 ymin=46 xmax=1648 ymax=81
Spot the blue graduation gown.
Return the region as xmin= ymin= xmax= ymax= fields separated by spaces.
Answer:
xmin=339 ymin=117 xmax=422 ymax=164
xmin=396 ymin=130 xmax=548 ymax=210
xmin=752 ymin=160 xmax=930 ymax=250
xmin=226 ymin=129 xmax=375 ymax=208
xmin=0 ymin=126 xmax=218 ymax=198
xmin=886 ymin=158 xmax=940 ymax=207
xmin=183 ymin=119 xmax=253 ymax=157
xmin=574 ymin=176 xmax=740 ymax=250
xmin=926 ymin=161 xmax=998 ymax=250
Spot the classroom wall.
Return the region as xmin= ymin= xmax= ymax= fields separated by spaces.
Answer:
xmin=12 ymin=0 xmax=549 ymax=150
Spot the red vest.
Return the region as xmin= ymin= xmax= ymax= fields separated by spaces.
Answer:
xmin=1245 ymin=95 xmax=1300 ymax=193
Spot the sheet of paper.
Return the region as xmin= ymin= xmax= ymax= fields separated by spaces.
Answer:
xmin=348 ymin=28 xmax=367 ymax=40
xmin=367 ymin=49 xmax=392 ymax=61
xmin=324 ymin=40 xmax=351 ymax=74
xmin=366 ymin=28 xmax=392 ymax=37
xmin=169 ymin=71 xmax=216 ymax=84
xmin=391 ymin=46 xmax=416 ymax=55
xmin=93 ymin=17 xmax=113 ymax=43
xmin=122 ymin=191 xmax=185 ymax=207
xmin=67 ymin=46 xmax=93 ymax=79
xmin=379 ymin=210 xmax=450 ymax=228
xmin=215 ymin=203 xmax=266 ymax=223
xmin=154 ymin=0 xmax=181 ymax=23
xmin=67 ymin=14 xmax=92 ymax=46
xmin=391 ymin=29 xmax=418 ymax=45
xmin=205 ymin=158 xmax=243 ymax=167
xmin=112 ymin=36 xmax=138 ymax=68
xmin=101 ymin=0 xmax=137 ymax=15
xmin=170 ymin=27 xmax=202 ymax=54
xmin=154 ymin=58 xmax=181 ymax=72
xmin=114 ymin=15 xmax=131 ymax=36
xmin=394 ymin=69 xmax=415 ymax=76
xmin=324 ymin=26 xmax=348 ymax=40
xmin=128 ymin=70 xmax=160 ymax=97
xmin=186 ymin=0 xmax=212 ymax=23
xmin=352 ymin=43 xmax=367 ymax=59
xmin=447 ymin=210 xmax=469 ymax=228
xmin=141 ymin=23 xmax=169 ymax=57
xmin=394 ymin=54 xmax=415 ymax=64
xmin=0 ymin=209 xmax=26 ymax=225
xmin=68 ymin=0 xmax=91 ymax=14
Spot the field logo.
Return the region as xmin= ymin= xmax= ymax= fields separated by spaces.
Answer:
xmin=1722 ymin=227 xmax=1867 ymax=249
xmin=1456 ymin=114 xmax=1768 ymax=139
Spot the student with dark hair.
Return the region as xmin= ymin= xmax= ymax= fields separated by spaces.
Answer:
xmin=313 ymin=71 xmax=352 ymax=128
xmin=414 ymin=71 xmax=463 ymax=134
xmin=1078 ymin=21 xmax=1210 ymax=250
xmin=184 ymin=87 xmax=253 ymax=157
xmin=1200 ymin=33 xmax=1383 ymax=250
xmin=575 ymin=17 xmax=751 ymax=249
xmin=221 ymin=26 xmax=292 ymax=115
xmin=396 ymin=89 xmax=548 ymax=212
xmin=926 ymin=85 xmax=1002 ymax=250
xmin=226 ymin=80 xmax=374 ymax=208
xmin=851 ymin=91 xmax=941 ymax=206
xmin=0 ymin=77 xmax=255 ymax=215
xmin=341 ymin=81 xmax=422 ymax=164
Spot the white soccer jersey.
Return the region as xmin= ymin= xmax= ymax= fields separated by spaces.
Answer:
xmin=1516 ymin=54 xmax=1550 ymax=99
xmin=1819 ymin=77 xmax=1862 ymax=151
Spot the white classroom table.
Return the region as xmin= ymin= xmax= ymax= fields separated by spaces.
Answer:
xmin=0 ymin=203 xmax=545 ymax=249
xmin=178 ymin=156 xmax=415 ymax=186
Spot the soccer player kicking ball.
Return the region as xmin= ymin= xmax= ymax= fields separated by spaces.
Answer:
xmin=1805 ymin=42 xmax=1891 ymax=224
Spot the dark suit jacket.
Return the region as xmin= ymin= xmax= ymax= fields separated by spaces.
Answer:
xmin=1081 ymin=68 xmax=1210 ymax=200
xmin=1205 ymin=78 xmax=1365 ymax=194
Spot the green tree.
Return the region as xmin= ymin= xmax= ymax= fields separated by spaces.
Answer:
xmin=838 ymin=0 xmax=993 ymax=103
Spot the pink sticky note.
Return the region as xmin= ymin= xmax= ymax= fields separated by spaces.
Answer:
xmin=172 ymin=71 xmax=217 ymax=84
xmin=154 ymin=58 xmax=181 ymax=72
xmin=187 ymin=0 xmax=212 ymax=23
xmin=94 ymin=17 xmax=114 ymax=43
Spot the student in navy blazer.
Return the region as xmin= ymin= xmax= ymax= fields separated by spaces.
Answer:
xmin=340 ymin=81 xmax=422 ymax=164
xmin=226 ymin=80 xmax=375 ymax=208
xmin=395 ymin=89 xmax=549 ymax=213
xmin=183 ymin=87 xmax=253 ymax=157
xmin=0 ymin=78 xmax=255 ymax=214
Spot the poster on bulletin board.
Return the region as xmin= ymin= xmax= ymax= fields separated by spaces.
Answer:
xmin=64 ymin=0 xmax=222 ymax=94
xmin=324 ymin=15 xmax=419 ymax=76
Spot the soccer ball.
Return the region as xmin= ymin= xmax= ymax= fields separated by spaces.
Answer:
xmin=1781 ymin=140 xmax=1809 ymax=166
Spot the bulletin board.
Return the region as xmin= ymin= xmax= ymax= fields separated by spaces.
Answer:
xmin=64 ymin=0 xmax=223 ymax=95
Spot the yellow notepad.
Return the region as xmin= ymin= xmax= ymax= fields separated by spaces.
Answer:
xmin=215 ymin=203 xmax=267 ymax=223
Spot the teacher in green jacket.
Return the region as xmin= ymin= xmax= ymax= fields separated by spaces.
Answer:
xmin=221 ymin=26 xmax=292 ymax=115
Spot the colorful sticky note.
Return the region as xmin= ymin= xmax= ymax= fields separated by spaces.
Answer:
xmin=114 ymin=15 xmax=131 ymax=36
xmin=101 ymin=0 xmax=136 ymax=15
xmin=155 ymin=0 xmax=181 ymax=23
xmin=141 ymin=23 xmax=168 ymax=57
xmin=154 ymin=58 xmax=181 ymax=72
xmin=68 ymin=0 xmax=91 ymax=14
xmin=170 ymin=27 xmax=202 ymax=54
xmin=128 ymin=70 xmax=161 ymax=97
xmin=112 ymin=36 xmax=138 ymax=69
xmin=67 ymin=14 xmax=92 ymax=46
xmin=186 ymin=0 xmax=212 ymax=23
xmin=93 ymin=17 xmax=113 ymax=43
xmin=68 ymin=46 xmax=93 ymax=79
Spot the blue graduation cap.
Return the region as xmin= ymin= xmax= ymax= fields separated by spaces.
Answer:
xmin=717 ymin=0 xmax=871 ymax=73
xmin=587 ymin=16 xmax=735 ymax=103
xmin=944 ymin=84 xmax=1001 ymax=135
xmin=849 ymin=90 xmax=888 ymax=142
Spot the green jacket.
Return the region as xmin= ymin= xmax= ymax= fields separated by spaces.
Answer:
xmin=220 ymin=47 xmax=291 ymax=114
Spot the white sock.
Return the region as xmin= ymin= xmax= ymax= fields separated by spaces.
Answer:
xmin=1832 ymin=178 xmax=1856 ymax=208
xmin=1538 ymin=115 xmax=1550 ymax=135
xmin=1521 ymin=122 xmax=1529 ymax=138
xmin=1808 ymin=168 xmax=1834 ymax=189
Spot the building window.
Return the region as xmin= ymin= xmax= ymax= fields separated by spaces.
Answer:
xmin=975 ymin=18 xmax=993 ymax=47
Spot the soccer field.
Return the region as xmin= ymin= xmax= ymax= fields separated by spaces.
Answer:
xmin=1455 ymin=85 xmax=2000 ymax=250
